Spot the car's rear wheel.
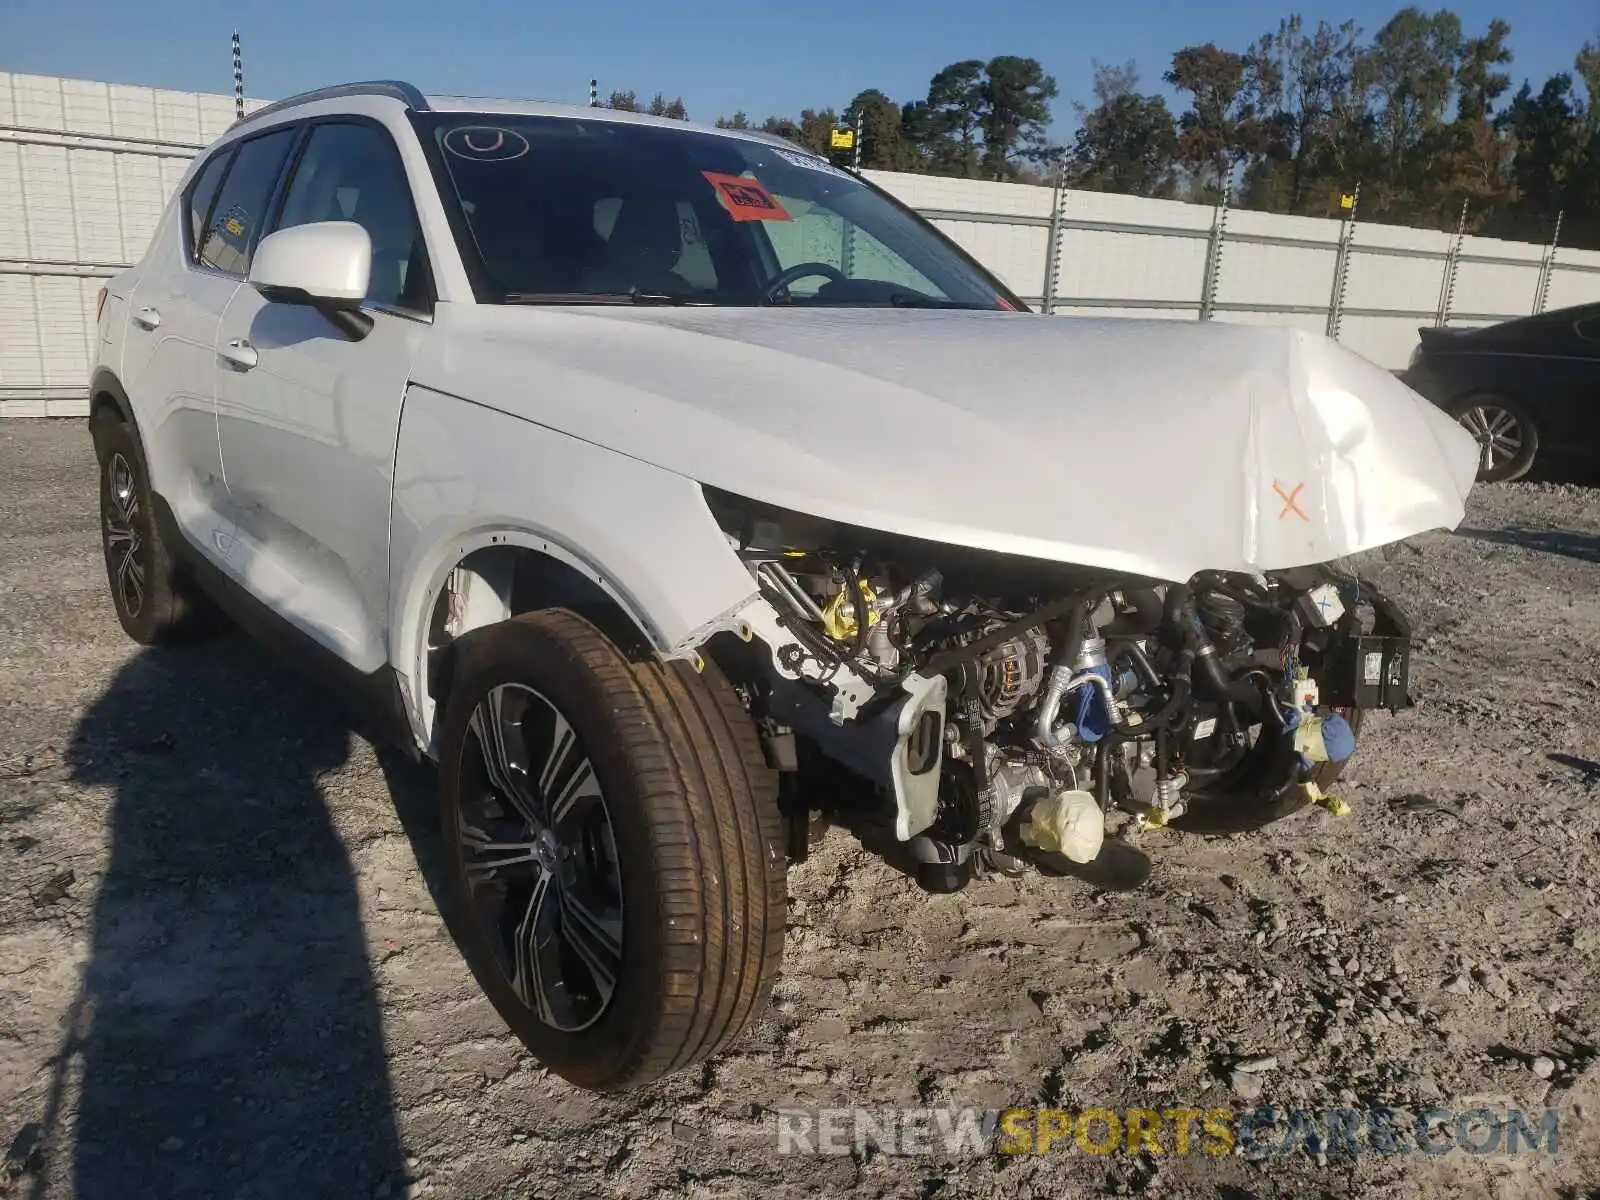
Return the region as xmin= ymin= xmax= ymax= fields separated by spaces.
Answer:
xmin=90 ymin=410 xmax=211 ymax=644
xmin=1448 ymin=393 xmax=1538 ymax=483
xmin=438 ymin=610 xmax=786 ymax=1091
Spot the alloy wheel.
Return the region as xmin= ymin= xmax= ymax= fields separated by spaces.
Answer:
xmin=104 ymin=452 xmax=145 ymax=618
xmin=456 ymin=683 xmax=624 ymax=1032
xmin=1456 ymin=404 xmax=1523 ymax=476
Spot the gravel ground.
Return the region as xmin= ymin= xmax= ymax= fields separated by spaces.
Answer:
xmin=3 ymin=417 xmax=1600 ymax=1199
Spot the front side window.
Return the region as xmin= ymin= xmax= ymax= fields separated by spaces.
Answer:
xmin=418 ymin=114 xmax=1017 ymax=309
xmin=185 ymin=149 xmax=233 ymax=260
xmin=274 ymin=122 xmax=430 ymax=311
xmin=197 ymin=127 xmax=296 ymax=276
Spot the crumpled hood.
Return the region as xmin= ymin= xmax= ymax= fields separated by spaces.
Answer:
xmin=417 ymin=305 xmax=1478 ymax=582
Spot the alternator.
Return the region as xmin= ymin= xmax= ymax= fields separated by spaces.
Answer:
xmin=966 ymin=624 xmax=1050 ymax=723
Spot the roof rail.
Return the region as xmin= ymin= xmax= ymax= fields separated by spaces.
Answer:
xmin=236 ymin=81 xmax=429 ymax=125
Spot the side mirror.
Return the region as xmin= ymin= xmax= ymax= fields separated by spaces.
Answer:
xmin=249 ymin=221 xmax=374 ymax=339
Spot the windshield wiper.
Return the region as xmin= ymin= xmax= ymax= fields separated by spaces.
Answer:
xmin=885 ymin=292 xmax=992 ymax=310
xmin=503 ymin=290 xmax=706 ymax=306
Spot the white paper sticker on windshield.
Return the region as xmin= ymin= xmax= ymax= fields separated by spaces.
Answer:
xmin=771 ymin=147 xmax=855 ymax=180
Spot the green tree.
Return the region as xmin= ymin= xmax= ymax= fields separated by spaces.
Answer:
xmin=714 ymin=111 xmax=751 ymax=130
xmin=845 ymin=89 xmax=905 ymax=169
xmin=606 ymin=90 xmax=640 ymax=112
xmin=1500 ymin=73 xmax=1578 ymax=217
xmin=1418 ymin=18 xmax=1515 ymax=225
xmin=925 ymin=60 xmax=986 ymax=176
xmin=797 ymin=108 xmax=840 ymax=155
xmin=1456 ymin=17 xmax=1513 ymax=120
xmin=898 ymin=100 xmax=941 ymax=171
xmin=647 ymin=93 xmax=689 ymax=120
xmin=1248 ymin=16 xmax=1363 ymax=211
xmin=759 ymin=115 xmax=801 ymax=142
xmin=1164 ymin=42 xmax=1277 ymax=196
xmin=979 ymin=56 xmax=1060 ymax=178
xmin=1358 ymin=6 xmax=1464 ymax=197
xmin=1570 ymin=41 xmax=1600 ymax=246
xmin=1069 ymin=62 xmax=1179 ymax=196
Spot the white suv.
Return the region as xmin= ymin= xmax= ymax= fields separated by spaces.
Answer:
xmin=90 ymin=81 xmax=1478 ymax=1091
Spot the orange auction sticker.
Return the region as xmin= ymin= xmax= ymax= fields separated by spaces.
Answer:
xmin=701 ymin=171 xmax=792 ymax=222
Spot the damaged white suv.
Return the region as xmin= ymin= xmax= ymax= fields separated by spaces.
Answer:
xmin=90 ymin=81 xmax=1480 ymax=1091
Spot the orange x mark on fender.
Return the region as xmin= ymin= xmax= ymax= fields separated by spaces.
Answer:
xmin=1273 ymin=480 xmax=1310 ymax=522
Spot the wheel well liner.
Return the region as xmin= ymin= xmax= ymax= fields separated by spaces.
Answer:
xmin=425 ymin=544 xmax=654 ymax=712
xmin=89 ymin=369 xmax=133 ymax=425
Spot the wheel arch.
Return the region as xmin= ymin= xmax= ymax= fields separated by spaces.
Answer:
xmin=89 ymin=368 xmax=136 ymax=435
xmin=401 ymin=529 xmax=667 ymax=755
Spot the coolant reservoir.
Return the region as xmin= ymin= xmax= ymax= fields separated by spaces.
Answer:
xmin=1020 ymin=790 xmax=1105 ymax=863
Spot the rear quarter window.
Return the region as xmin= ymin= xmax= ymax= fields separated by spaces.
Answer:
xmin=197 ymin=127 xmax=297 ymax=276
xmin=185 ymin=150 xmax=233 ymax=260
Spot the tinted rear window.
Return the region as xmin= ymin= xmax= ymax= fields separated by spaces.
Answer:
xmin=197 ymin=128 xmax=296 ymax=276
xmin=186 ymin=150 xmax=233 ymax=260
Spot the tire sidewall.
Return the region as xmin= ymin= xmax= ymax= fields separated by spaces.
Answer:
xmin=93 ymin=416 xmax=165 ymax=643
xmin=437 ymin=616 xmax=674 ymax=1088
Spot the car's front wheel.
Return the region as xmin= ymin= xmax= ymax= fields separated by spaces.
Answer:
xmin=438 ymin=610 xmax=786 ymax=1091
xmin=1448 ymin=393 xmax=1539 ymax=483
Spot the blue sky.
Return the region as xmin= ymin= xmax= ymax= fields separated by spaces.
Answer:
xmin=1 ymin=0 xmax=1592 ymax=132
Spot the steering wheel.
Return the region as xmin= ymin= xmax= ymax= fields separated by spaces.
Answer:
xmin=762 ymin=261 xmax=848 ymax=302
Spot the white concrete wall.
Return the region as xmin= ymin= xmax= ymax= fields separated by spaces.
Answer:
xmin=2 ymin=71 xmax=1598 ymax=416
xmin=869 ymin=169 xmax=1600 ymax=369
xmin=0 ymin=72 xmax=266 ymax=416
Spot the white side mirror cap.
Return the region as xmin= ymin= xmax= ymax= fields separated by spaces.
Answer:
xmin=249 ymin=221 xmax=372 ymax=308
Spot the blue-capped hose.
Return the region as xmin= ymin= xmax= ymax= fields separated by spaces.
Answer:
xmin=1074 ymin=663 xmax=1115 ymax=742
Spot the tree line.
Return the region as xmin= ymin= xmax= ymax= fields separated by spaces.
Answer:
xmin=607 ymin=8 xmax=1600 ymax=249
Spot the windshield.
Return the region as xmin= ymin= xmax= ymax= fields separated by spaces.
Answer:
xmin=417 ymin=114 xmax=1020 ymax=309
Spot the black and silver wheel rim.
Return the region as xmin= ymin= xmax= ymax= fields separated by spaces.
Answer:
xmin=457 ymin=683 xmax=623 ymax=1033
xmin=1457 ymin=404 xmax=1523 ymax=475
xmin=103 ymin=452 xmax=145 ymax=618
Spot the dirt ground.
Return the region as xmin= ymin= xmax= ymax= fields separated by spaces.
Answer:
xmin=2 ymin=416 xmax=1599 ymax=1199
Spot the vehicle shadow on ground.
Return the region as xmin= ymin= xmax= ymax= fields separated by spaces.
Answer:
xmin=47 ymin=636 xmax=438 ymax=1200
xmin=1452 ymin=526 xmax=1600 ymax=565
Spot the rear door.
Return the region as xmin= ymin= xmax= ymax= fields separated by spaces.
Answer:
xmin=117 ymin=142 xmax=237 ymax=532
xmin=213 ymin=118 xmax=433 ymax=673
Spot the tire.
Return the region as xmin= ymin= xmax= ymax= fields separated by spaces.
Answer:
xmin=1168 ymin=707 xmax=1364 ymax=835
xmin=1447 ymin=393 xmax=1538 ymax=483
xmin=90 ymin=410 xmax=211 ymax=644
xmin=438 ymin=609 xmax=786 ymax=1091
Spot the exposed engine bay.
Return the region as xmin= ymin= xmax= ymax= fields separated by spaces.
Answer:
xmin=704 ymin=489 xmax=1413 ymax=894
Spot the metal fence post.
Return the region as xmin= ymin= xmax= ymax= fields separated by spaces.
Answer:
xmin=1198 ymin=185 xmax=1231 ymax=321
xmin=1533 ymin=209 xmax=1563 ymax=315
xmin=231 ymin=31 xmax=244 ymax=121
xmin=1434 ymin=198 xmax=1469 ymax=327
xmin=1040 ymin=157 xmax=1068 ymax=314
xmin=1325 ymin=183 xmax=1360 ymax=341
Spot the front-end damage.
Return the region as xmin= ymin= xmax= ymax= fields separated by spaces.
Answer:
xmin=690 ymin=488 xmax=1419 ymax=893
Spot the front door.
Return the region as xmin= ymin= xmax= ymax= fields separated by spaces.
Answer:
xmin=213 ymin=119 xmax=434 ymax=675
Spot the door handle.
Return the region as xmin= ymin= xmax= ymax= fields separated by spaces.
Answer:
xmin=218 ymin=338 xmax=259 ymax=370
xmin=133 ymin=306 xmax=161 ymax=330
